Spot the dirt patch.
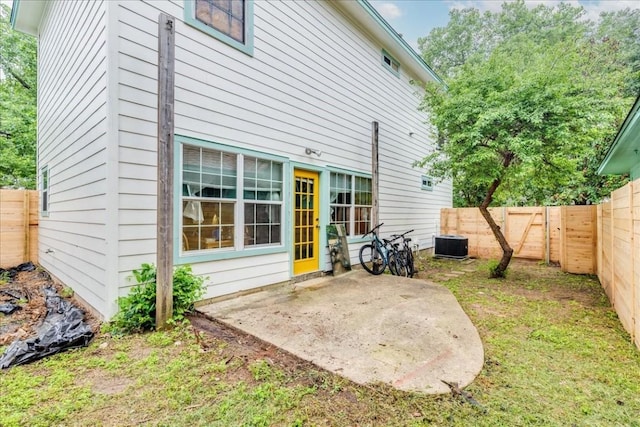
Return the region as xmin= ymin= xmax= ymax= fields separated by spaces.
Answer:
xmin=188 ymin=312 xmax=320 ymax=380
xmin=79 ymin=368 xmax=134 ymax=395
xmin=0 ymin=263 xmax=100 ymax=348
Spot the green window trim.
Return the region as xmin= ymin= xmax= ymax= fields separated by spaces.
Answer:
xmin=174 ymin=135 xmax=289 ymax=264
xmin=329 ymin=169 xmax=373 ymax=237
xmin=421 ymin=175 xmax=434 ymax=191
xmin=381 ymin=49 xmax=400 ymax=77
xmin=184 ymin=0 xmax=254 ymax=56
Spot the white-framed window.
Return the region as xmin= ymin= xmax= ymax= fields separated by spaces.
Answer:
xmin=330 ymin=172 xmax=372 ymax=236
xmin=181 ymin=144 xmax=283 ymax=253
xmin=184 ymin=0 xmax=254 ymax=56
xmin=382 ymin=49 xmax=400 ymax=76
xmin=40 ymin=166 xmax=49 ymax=216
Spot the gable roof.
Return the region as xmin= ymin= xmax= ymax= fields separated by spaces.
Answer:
xmin=10 ymin=0 xmax=443 ymax=86
xmin=598 ymin=94 xmax=640 ymax=176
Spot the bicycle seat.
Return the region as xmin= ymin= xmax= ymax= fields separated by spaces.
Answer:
xmin=405 ymin=238 xmax=411 ymax=242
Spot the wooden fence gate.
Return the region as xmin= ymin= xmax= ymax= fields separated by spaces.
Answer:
xmin=440 ymin=205 xmax=597 ymax=274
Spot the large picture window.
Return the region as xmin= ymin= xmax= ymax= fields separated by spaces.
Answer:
xmin=181 ymin=144 xmax=283 ymax=253
xmin=330 ymin=172 xmax=372 ymax=236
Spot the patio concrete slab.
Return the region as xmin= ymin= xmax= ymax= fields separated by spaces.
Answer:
xmin=197 ymin=270 xmax=484 ymax=394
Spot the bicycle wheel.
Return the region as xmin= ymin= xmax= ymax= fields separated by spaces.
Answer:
xmin=359 ymin=243 xmax=386 ymax=275
xmin=404 ymin=248 xmax=415 ymax=277
xmin=390 ymin=252 xmax=409 ymax=277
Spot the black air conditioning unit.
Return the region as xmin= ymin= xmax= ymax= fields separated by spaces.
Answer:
xmin=435 ymin=235 xmax=468 ymax=259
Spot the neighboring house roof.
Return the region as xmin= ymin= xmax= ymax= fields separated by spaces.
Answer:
xmin=598 ymin=94 xmax=640 ymax=176
xmin=10 ymin=0 xmax=443 ymax=86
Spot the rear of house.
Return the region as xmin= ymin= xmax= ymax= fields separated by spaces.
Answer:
xmin=11 ymin=0 xmax=452 ymax=319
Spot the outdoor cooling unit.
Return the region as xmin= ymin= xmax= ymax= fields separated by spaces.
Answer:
xmin=434 ymin=235 xmax=469 ymax=259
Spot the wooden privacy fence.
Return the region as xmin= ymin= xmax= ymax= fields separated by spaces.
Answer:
xmin=441 ymin=178 xmax=640 ymax=349
xmin=597 ymin=179 xmax=639 ymax=349
xmin=0 ymin=189 xmax=39 ymax=269
xmin=440 ymin=205 xmax=597 ymax=274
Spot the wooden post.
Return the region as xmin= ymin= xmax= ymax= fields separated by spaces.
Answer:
xmin=371 ymin=121 xmax=379 ymax=228
xmin=628 ymin=182 xmax=635 ymax=343
xmin=545 ymin=206 xmax=550 ymax=265
xmin=23 ymin=190 xmax=30 ymax=262
xmin=591 ymin=204 xmax=598 ymax=276
xmin=156 ymin=13 xmax=175 ymax=329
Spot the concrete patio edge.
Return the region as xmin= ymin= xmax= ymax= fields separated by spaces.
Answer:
xmin=198 ymin=270 xmax=484 ymax=394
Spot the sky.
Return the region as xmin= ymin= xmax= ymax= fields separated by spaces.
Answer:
xmin=370 ymin=0 xmax=640 ymax=51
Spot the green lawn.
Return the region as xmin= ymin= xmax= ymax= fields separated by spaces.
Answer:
xmin=1 ymin=258 xmax=639 ymax=426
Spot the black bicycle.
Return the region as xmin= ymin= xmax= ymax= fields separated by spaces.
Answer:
xmin=390 ymin=229 xmax=415 ymax=277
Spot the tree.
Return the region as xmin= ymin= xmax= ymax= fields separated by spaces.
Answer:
xmin=418 ymin=32 xmax=626 ymax=277
xmin=419 ymin=1 xmax=636 ymax=207
xmin=0 ymin=4 xmax=37 ymax=189
xmin=597 ymin=8 xmax=640 ymax=98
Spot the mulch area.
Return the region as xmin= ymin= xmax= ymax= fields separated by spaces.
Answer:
xmin=0 ymin=262 xmax=100 ymax=347
xmin=0 ymin=262 xmax=302 ymax=376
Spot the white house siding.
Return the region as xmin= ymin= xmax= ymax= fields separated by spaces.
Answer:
xmin=113 ymin=0 xmax=451 ymax=302
xmin=36 ymin=0 xmax=110 ymax=315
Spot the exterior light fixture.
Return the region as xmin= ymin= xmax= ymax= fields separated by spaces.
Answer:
xmin=305 ymin=148 xmax=322 ymax=156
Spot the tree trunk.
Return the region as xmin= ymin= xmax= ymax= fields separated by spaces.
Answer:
xmin=478 ymin=205 xmax=513 ymax=277
xmin=479 ymin=170 xmax=513 ymax=278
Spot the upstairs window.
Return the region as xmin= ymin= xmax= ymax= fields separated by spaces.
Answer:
xmin=421 ymin=175 xmax=434 ymax=191
xmin=382 ymin=49 xmax=400 ymax=76
xmin=196 ymin=0 xmax=245 ymax=43
xmin=185 ymin=0 xmax=254 ymax=55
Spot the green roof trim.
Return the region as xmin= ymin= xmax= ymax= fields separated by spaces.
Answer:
xmin=10 ymin=0 xmax=20 ymax=29
xmin=357 ymin=0 xmax=444 ymax=86
xmin=598 ymin=94 xmax=640 ymax=179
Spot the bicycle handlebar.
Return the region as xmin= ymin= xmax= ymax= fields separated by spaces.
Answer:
xmin=362 ymin=223 xmax=384 ymax=238
xmin=390 ymin=229 xmax=414 ymax=239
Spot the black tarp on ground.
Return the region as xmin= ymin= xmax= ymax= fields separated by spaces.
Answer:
xmin=0 ymin=261 xmax=36 ymax=281
xmin=0 ymin=285 xmax=94 ymax=369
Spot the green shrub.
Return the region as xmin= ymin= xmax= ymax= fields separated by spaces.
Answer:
xmin=108 ymin=263 xmax=205 ymax=334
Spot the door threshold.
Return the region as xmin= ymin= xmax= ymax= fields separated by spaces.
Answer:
xmin=291 ymin=271 xmax=328 ymax=284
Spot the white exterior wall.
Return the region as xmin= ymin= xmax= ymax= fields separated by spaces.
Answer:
xmin=37 ymin=0 xmax=111 ymax=316
xmin=113 ymin=0 xmax=451 ymax=304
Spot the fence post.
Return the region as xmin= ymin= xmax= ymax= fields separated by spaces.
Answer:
xmin=23 ymin=190 xmax=30 ymax=263
xmin=610 ymin=198 xmax=615 ymax=306
xmin=591 ymin=205 xmax=598 ymax=276
xmin=629 ymin=182 xmax=636 ymax=344
xmin=545 ymin=206 xmax=550 ymax=264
